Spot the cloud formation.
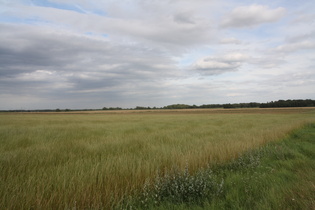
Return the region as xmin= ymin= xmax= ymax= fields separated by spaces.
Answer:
xmin=0 ymin=0 xmax=314 ymax=109
xmin=221 ymin=4 xmax=286 ymax=28
xmin=276 ymin=40 xmax=315 ymax=53
xmin=193 ymin=53 xmax=249 ymax=75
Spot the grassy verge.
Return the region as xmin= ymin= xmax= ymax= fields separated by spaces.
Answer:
xmin=121 ymin=123 xmax=315 ymax=209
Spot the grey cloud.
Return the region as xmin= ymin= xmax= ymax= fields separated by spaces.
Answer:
xmin=275 ymin=41 xmax=315 ymax=53
xmin=219 ymin=37 xmax=242 ymax=45
xmin=249 ymin=55 xmax=286 ymax=69
xmin=1 ymin=1 xmax=314 ymax=109
xmin=4 ymin=2 xmax=216 ymax=52
xmin=0 ymin=23 xmax=182 ymax=108
xmin=221 ymin=4 xmax=286 ymax=28
xmin=275 ymin=32 xmax=315 ymax=53
xmin=257 ymin=71 xmax=315 ymax=99
xmin=192 ymin=53 xmax=249 ymax=75
xmin=285 ymin=31 xmax=315 ymax=43
xmin=291 ymin=12 xmax=315 ymax=25
xmin=173 ymin=12 xmax=196 ymax=25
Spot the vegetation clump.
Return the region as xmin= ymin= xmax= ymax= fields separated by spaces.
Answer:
xmin=121 ymin=166 xmax=224 ymax=209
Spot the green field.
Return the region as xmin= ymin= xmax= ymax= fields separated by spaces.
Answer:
xmin=0 ymin=108 xmax=314 ymax=209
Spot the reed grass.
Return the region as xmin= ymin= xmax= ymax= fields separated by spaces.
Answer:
xmin=0 ymin=108 xmax=314 ymax=209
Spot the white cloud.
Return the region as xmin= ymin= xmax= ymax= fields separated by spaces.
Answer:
xmin=196 ymin=60 xmax=241 ymax=70
xmin=221 ymin=4 xmax=286 ymax=28
xmin=220 ymin=53 xmax=249 ymax=62
xmin=193 ymin=53 xmax=249 ymax=75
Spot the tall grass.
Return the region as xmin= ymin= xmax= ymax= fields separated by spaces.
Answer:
xmin=0 ymin=108 xmax=314 ymax=209
xmin=125 ymin=123 xmax=315 ymax=209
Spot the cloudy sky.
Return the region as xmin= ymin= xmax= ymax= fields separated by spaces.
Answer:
xmin=0 ymin=0 xmax=314 ymax=109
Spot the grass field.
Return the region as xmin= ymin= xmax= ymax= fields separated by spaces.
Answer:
xmin=127 ymin=122 xmax=315 ymax=209
xmin=0 ymin=108 xmax=314 ymax=209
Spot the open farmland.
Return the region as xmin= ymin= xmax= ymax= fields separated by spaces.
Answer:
xmin=0 ymin=108 xmax=315 ymax=209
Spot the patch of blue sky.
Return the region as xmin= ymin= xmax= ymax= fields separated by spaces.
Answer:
xmin=91 ymin=9 xmax=106 ymax=16
xmin=0 ymin=16 xmax=21 ymax=24
xmin=0 ymin=15 xmax=51 ymax=25
xmin=84 ymin=32 xmax=109 ymax=38
xmin=29 ymin=0 xmax=107 ymax=16
xmin=84 ymin=32 xmax=94 ymax=36
xmin=176 ymin=56 xmax=196 ymax=67
xmin=73 ymin=4 xmax=106 ymax=16
xmin=30 ymin=0 xmax=85 ymax=14
xmin=177 ymin=48 xmax=216 ymax=68
xmin=81 ymin=6 xmax=107 ymax=16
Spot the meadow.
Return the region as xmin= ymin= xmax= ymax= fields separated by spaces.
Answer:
xmin=0 ymin=108 xmax=314 ymax=209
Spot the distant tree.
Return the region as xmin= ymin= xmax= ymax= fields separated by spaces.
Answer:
xmin=135 ymin=106 xmax=148 ymax=110
xmin=199 ymin=104 xmax=223 ymax=108
xmin=223 ymin=104 xmax=235 ymax=109
xmin=103 ymin=107 xmax=123 ymax=110
xmin=189 ymin=104 xmax=198 ymax=109
xmin=163 ymin=104 xmax=191 ymax=109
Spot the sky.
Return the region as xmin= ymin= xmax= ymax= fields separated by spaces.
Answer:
xmin=0 ymin=0 xmax=314 ymax=110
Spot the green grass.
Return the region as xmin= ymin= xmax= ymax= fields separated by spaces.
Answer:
xmin=124 ymin=123 xmax=315 ymax=209
xmin=0 ymin=108 xmax=314 ymax=209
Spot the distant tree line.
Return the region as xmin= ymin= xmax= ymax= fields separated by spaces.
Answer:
xmin=259 ymin=99 xmax=315 ymax=108
xmin=149 ymin=99 xmax=315 ymax=110
xmin=162 ymin=100 xmax=314 ymax=109
xmin=102 ymin=100 xmax=313 ymax=110
xmin=1 ymin=99 xmax=314 ymax=112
